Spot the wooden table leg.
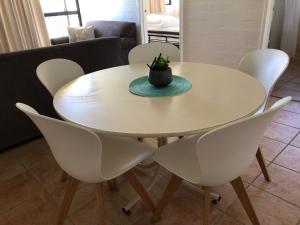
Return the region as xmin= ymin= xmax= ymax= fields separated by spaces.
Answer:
xmin=158 ymin=137 xmax=168 ymax=147
xmin=107 ymin=179 xmax=119 ymax=191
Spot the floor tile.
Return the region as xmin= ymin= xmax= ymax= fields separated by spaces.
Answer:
xmin=0 ymin=172 xmax=48 ymax=214
xmin=284 ymin=82 xmax=300 ymax=92
xmin=172 ymin=181 xmax=239 ymax=213
xmin=0 ymin=154 xmax=25 ymax=183
xmin=153 ymin=187 xmax=223 ymax=225
xmin=291 ymin=76 xmax=300 ymax=84
xmin=260 ymin=137 xmax=287 ymax=162
xmin=290 ymin=133 xmax=300 ymax=148
xmin=273 ymin=109 xmax=300 ymax=128
xmin=215 ymin=214 xmax=244 ymax=225
xmin=272 ymin=88 xmax=300 ymax=101
xmin=283 ymin=101 xmax=300 ymax=114
xmin=0 ymin=196 xmax=72 ymax=225
xmin=274 ymin=145 xmax=300 ymax=173
xmin=52 ymin=182 xmax=96 ymax=214
xmin=242 ymin=160 xmax=266 ymax=184
xmin=279 ymin=73 xmax=297 ymax=82
xmin=273 ymin=80 xmax=288 ymax=90
xmin=226 ymin=186 xmax=300 ymax=225
xmin=70 ymin=197 xmax=143 ymax=225
xmin=264 ymin=122 xmax=299 ymax=144
xmin=28 ymin=156 xmax=66 ymax=194
xmin=253 ymin=163 xmax=300 ymax=208
xmin=16 ymin=139 xmax=52 ymax=169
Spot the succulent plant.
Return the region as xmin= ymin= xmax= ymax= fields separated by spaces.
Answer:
xmin=147 ymin=53 xmax=170 ymax=71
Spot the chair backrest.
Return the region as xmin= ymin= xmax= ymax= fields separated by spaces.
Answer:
xmin=238 ymin=49 xmax=289 ymax=111
xmin=194 ymin=96 xmax=291 ymax=186
xmin=36 ymin=58 xmax=84 ymax=96
xmin=16 ymin=103 xmax=104 ymax=183
xmin=128 ymin=42 xmax=180 ymax=64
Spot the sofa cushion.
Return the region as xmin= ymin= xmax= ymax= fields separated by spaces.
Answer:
xmin=86 ymin=20 xmax=136 ymax=38
xmin=68 ymin=26 xmax=96 ymax=42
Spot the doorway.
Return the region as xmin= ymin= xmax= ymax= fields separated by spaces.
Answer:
xmin=140 ymin=0 xmax=180 ymax=47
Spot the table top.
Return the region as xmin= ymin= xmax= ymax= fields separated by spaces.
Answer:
xmin=53 ymin=62 xmax=266 ymax=137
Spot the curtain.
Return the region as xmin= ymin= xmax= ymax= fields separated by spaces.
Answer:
xmin=281 ymin=0 xmax=300 ymax=58
xmin=0 ymin=0 xmax=50 ymax=53
xmin=146 ymin=0 xmax=166 ymax=14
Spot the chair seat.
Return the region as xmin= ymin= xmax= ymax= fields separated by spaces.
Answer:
xmin=99 ymin=134 xmax=154 ymax=180
xmin=153 ymin=135 xmax=201 ymax=184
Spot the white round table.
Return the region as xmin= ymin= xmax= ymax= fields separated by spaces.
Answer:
xmin=53 ymin=61 xmax=266 ymax=212
xmin=53 ymin=62 xmax=266 ymax=138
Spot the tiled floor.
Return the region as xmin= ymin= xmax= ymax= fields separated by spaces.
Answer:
xmin=2 ymin=60 xmax=300 ymax=225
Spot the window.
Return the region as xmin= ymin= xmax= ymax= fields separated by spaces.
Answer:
xmin=165 ymin=0 xmax=172 ymax=5
xmin=40 ymin=0 xmax=82 ymax=38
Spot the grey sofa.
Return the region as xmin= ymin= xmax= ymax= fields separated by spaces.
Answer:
xmin=0 ymin=37 xmax=123 ymax=151
xmin=51 ymin=20 xmax=137 ymax=64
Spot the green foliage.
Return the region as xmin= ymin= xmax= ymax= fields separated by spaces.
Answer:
xmin=147 ymin=53 xmax=170 ymax=71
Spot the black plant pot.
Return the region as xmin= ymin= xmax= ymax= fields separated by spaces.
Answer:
xmin=148 ymin=68 xmax=173 ymax=87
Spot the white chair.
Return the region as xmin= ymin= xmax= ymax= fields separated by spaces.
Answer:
xmin=238 ymin=49 xmax=289 ymax=181
xmin=151 ymin=97 xmax=292 ymax=225
xmin=129 ymin=43 xmax=180 ymax=142
xmin=36 ymin=58 xmax=84 ymax=96
xmin=128 ymin=42 xmax=180 ymax=64
xmin=16 ymin=103 xmax=156 ymax=225
xmin=36 ymin=58 xmax=84 ymax=181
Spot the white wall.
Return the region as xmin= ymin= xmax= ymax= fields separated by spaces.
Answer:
xmin=79 ymin=0 xmax=138 ymax=24
xmin=181 ymin=0 xmax=269 ymax=68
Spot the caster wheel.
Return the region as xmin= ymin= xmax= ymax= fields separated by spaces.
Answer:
xmin=122 ymin=208 xmax=131 ymax=216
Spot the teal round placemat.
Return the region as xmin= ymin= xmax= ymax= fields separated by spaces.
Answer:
xmin=129 ymin=75 xmax=192 ymax=97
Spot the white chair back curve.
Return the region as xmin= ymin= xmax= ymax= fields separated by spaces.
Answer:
xmin=16 ymin=103 xmax=104 ymax=184
xmin=238 ymin=49 xmax=289 ymax=111
xmin=128 ymin=42 xmax=180 ymax=64
xmin=36 ymin=58 xmax=84 ymax=96
xmin=194 ymin=96 xmax=292 ymax=186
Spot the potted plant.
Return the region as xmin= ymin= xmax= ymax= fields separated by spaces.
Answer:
xmin=147 ymin=53 xmax=173 ymax=87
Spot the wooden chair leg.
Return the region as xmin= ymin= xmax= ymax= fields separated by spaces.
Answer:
xmin=231 ymin=177 xmax=260 ymax=225
xmin=125 ymin=169 xmax=156 ymax=213
xmin=56 ymin=177 xmax=79 ymax=225
xmin=157 ymin=137 xmax=168 ymax=147
xmin=137 ymin=137 xmax=144 ymax=142
xmin=256 ymin=147 xmax=271 ymax=182
xmin=151 ymin=174 xmax=183 ymax=222
xmin=60 ymin=171 xmax=68 ymax=182
xmin=96 ymin=183 xmax=107 ymax=225
xmin=202 ymin=187 xmax=211 ymax=225
xmin=107 ymin=179 xmax=119 ymax=191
